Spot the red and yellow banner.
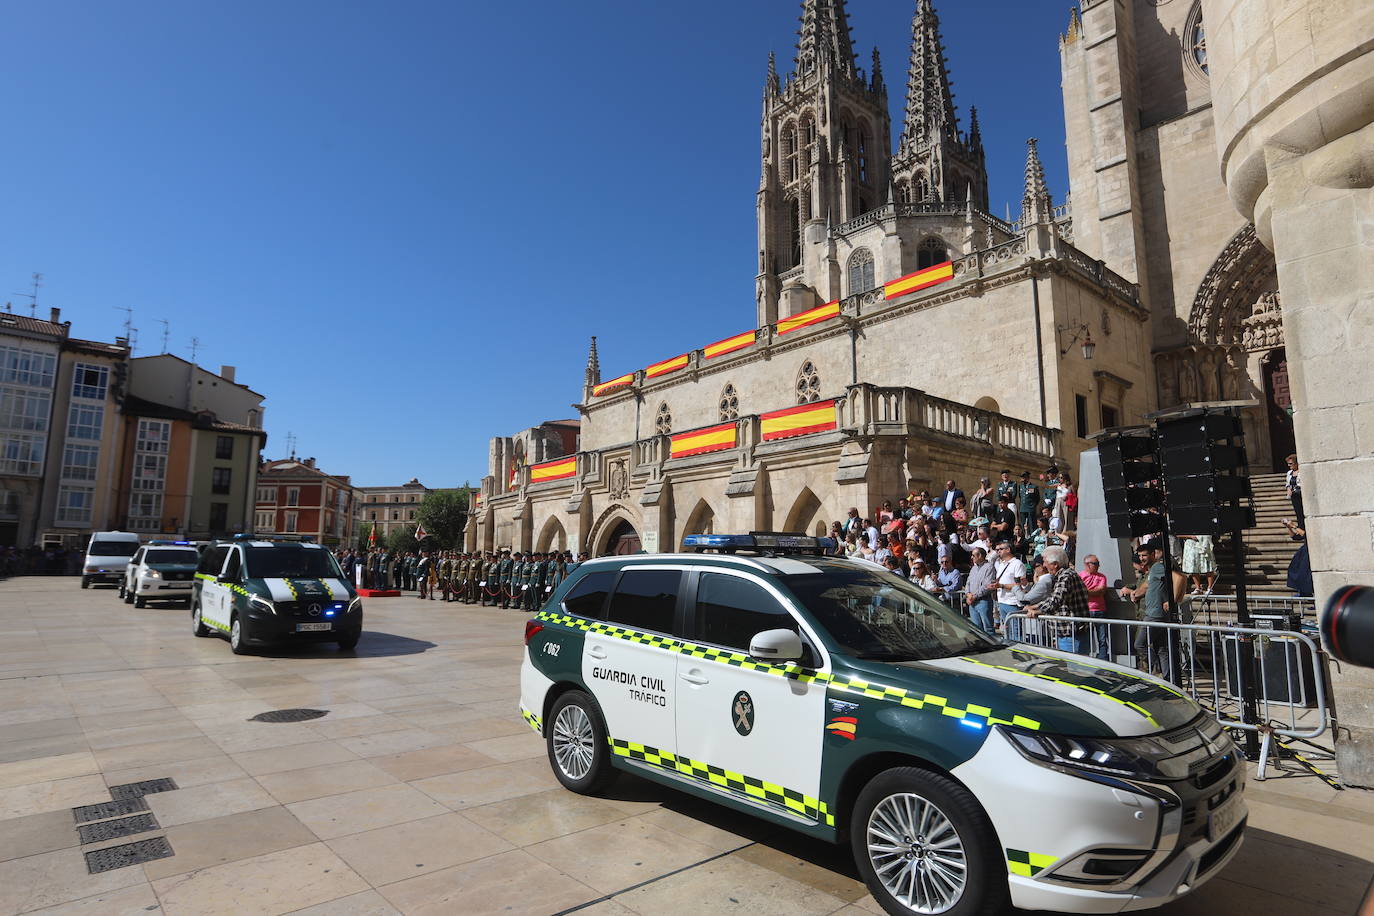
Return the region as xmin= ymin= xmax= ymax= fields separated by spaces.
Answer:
xmin=703 ymin=330 xmax=757 ymax=359
xmin=529 ymin=456 xmax=577 ymax=483
xmin=760 ymin=400 xmax=838 ymax=441
xmin=884 ymin=261 xmax=954 ymax=299
xmin=777 ymin=300 xmax=841 ymax=335
xmin=670 ymin=422 xmax=737 ymax=459
xmin=591 ymin=373 xmax=634 ymax=397
xmin=645 ymin=354 xmax=689 ymax=379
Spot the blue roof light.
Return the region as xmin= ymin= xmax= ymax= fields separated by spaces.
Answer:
xmin=682 ymin=533 xmax=837 ymax=555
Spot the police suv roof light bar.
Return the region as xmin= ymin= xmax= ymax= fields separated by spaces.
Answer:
xmin=230 ymin=533 xmax=316 ymax=543
xmin=682 ymin=532 xmax=835 ymax=556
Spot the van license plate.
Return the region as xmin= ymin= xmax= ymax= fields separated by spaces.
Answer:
xmin=1208 ymin=791 xmax=1243 ymax=841
xmin=296 ymin=623 xmax=331 ymax=632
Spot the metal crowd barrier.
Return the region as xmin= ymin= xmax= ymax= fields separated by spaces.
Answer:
xmin=1001 ymin=612 xmax=1334 ymax=782
xmin=1180 ymin=593 xmax=1317 ymax=626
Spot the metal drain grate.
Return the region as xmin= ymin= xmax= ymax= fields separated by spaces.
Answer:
xmin=248 ymin=708 xmax=329 ymax=723
xmin=77 ymin=813 xmax=159 ymax=845
xmin=85 ymin=837 xmax=174 ymax=874
xmin=72 ymin=798 xmax=148 ymax=824
xmin=109 ymin=778 xmax=178 ymax=800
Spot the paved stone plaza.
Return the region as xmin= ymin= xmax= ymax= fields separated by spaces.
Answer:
xmin=0 ymin=578 xmax=1370 ymax=915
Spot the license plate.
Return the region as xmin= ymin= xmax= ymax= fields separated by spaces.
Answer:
xmin=296 ymin=622 xmax=332 ymax=632
xmin=1208 ymin=791 xmax=1244 ymax=841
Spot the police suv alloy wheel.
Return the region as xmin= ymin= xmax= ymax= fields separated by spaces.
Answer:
xmin=547 ymin=690 xmax=612 ymax=794
xmin=191 ymin=601 xmax=209 ymax=638
xmin=229 ymin=616 xmax=251 ymax=655
xmin=851 ymin=768 xmax=1006 ymax=916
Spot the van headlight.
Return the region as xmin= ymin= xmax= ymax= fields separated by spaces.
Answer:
xmin=347 ymin=596 xmax=362 ymax=614
xmin=248 ymin=596 xmax=276 ymax=615
xmin=1001 ymin=726 xmax=1197 ymax=782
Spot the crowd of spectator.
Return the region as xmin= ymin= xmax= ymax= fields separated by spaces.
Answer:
xmin=0 ymin=545 xmax=84 ymax=579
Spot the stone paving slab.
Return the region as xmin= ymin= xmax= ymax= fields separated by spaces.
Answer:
xmin=0 ymin=576 xmax=1370 ymax=915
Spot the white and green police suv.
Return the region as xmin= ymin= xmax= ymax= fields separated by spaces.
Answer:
xmin=192 ymin=536 xmax=361 ymax=654
xmin=120 ymin=540 xmax=199 ymax=608
xmin=520 ymin=534 xmax=1245 ymax=916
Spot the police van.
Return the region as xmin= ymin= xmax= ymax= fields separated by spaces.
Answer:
xmin=520 ymin=534 xmax=1245 ymax=916
xmin=192 ymin=536 xmax=361 ymax=654
xmin=120 ymin=540 xmax=200 ymax=608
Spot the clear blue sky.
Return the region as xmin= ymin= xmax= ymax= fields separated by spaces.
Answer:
xmin=2 ymin=1 xmax=1071 ymax=487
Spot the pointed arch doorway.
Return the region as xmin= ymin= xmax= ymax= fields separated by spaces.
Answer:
xmin=603 ymin=520 xmax=641 ymax=556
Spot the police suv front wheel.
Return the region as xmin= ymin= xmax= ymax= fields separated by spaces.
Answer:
xmin=851 ymin=768 xmax=1007 ymax=916
xmin=229 ymin=616 xmax=251 ymax=655
xmin=191 ymin=601 xmax=209 ymax=638
xmin=546 ymin=690 xmax=612 ymax=794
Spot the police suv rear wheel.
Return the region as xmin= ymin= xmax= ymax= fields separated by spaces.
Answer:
xmin=547 ymin=690 xmax=612 ymax=794
xmin=81 ymin=577 xmax=90 ymax=589
xmin=191 ymin=601 xmax=209 ymax=638
xmin=851 ymin=768 xmax=1006 ymax=916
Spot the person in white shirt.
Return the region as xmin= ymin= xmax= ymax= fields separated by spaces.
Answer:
xmin=992 ymin=540 xmax=1029 ymax=639
xmin=910 ymin=560 xmax=937 ymax=591
xmin=865 ymin=520 xmax=881 ymax=551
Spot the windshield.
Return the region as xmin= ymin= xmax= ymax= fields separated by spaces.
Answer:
xmin=88 ymin=541 xmax=138 ymax=557
xmin=244 ymin=546 xmax=342 ymax=580
xmin=785 ymin=562 xmax=1000 ymax=662
xmin=146 ymin=549 xmax=198 ymax=565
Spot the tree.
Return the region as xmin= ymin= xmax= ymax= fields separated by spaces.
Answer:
xmin=416 ymin=489 xmax=469 ymax=548
xmin=386 ymin=528 xmax=418 ymax=554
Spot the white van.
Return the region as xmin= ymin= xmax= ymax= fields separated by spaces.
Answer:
xmin=81 ymin=531 xmax=141 ymax=588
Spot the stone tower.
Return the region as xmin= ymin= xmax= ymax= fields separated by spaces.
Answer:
xmin=889 ymin=0 xmax=988 ymax=210
xmin=756 ymin=0 xmax=892 ymax=327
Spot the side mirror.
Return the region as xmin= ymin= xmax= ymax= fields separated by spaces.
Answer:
xmin=749 ymin=628 xmax=804 ymax=663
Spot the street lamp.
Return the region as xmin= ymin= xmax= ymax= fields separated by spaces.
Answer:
xmin=1057 ymin=322 xmax=1096 ymax=359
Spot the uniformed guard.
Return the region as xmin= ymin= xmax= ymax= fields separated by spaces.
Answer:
xmin=456 ymin=553 xmax=470 ymax=604
xmin=470 ymin=553 xmax=483 ymax=604
xmin=479 ymin=553 xmax=495 ymax=606
xmin=436 ymin=552 xmax=450 ymax=602
xmin=545 ymin=552 xmax=567 ymax=599
xmin=518 ymin=553 xmax=535 ymax=611
xmin=526 ymin=552 xmax=544 ymax=611
xmin=498 ymin=550 xmax=515 ymax=609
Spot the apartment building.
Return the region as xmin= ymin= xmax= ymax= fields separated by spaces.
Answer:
xmin=355 ymin=478 xmax=430 ymax=539
xmin=254 ymin=457 xmax=354 ymax=546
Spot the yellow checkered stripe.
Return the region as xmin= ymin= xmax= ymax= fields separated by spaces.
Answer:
xmin=608 ymin=738 xmax=835 ymax=826
xmin=535 ymin=613 xmax=1040 ymax=731
xmin=520 ymin=707 xmax=542 ymax=734
xmin=204 ymin=618 xmax=230 ymax=633
xmin=1006 ymin=848 xmax=1057 ymax=877
xmin=193 ymin=572 xmax=250 ymax=598
xmin=961 ymin=655 xmax=1159 ymax=727
xmin=284 ymin=579 xmax=301 ymax=601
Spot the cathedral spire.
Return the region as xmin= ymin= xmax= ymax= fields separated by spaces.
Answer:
xmin=870 ymin=47 xmax=884 ymax=93
xmin=794 ymin=0 xmax=857 ymax=80
xmin=1021 ymin=137 xmax=1053 ymax=225
xmin=766 ymin=51 xmax=781 ymax=97
xmin=584 ymin=336 xmax=601 ymax=389
xmin=968 ymin=106 xmax=983 ymax=150
xmin=900 ymin=0 xmax=959 ymax=150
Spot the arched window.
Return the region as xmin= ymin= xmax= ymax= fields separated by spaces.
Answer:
xmin=896 ymin=181 xmax=910 ymax=204
xmin=654 ymin=402 xmax=672 ymax=436
xmin=796 ymin=361 xmax=821 ymax=404
xmin=719 ymin=384 xmax=739 ymax=421
xmin=1186 ymin=2 xmax=1208 ymax=75
xmin=787 ymin=199 xmax=802 ymax=269
xmin=917 ymin=236 xmax=949 ymax=270
xmin=783 ymin=123 xmax=798 ymax=183
xmin=800 ymin=115 xmax=815 ymax=169
xmin=914 ymin=175 xmax=930 ymax=202
xmin=847 ymin=248 xmax=875 ymax=295
xmin=857 ymin=123 xmax=871 ymax=183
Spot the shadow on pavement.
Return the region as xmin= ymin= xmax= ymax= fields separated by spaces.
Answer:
xmin=251 ymin=631 xmax=437 ymax=659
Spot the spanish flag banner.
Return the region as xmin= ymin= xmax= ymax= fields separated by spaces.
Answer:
xmin=760 ymin=400 xmax=839 ymax=441
xmin=670 ymin=422 xmax=737 ymax=459
xmin=530 ymin=456 xmax=577 ymax=483
xmin=645 ymin=354 xmax=689 ymax=379
xmin=884 ymin=261 xmax=955 ymax=299
xmin=776 ymin=300 xmax=841 ymax=335
xmin=591 ymin=373 xmax=634 ymax=397
xmin=703 ymin=330 xmax=757 ymax=359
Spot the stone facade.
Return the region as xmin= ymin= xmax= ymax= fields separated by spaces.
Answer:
xmin=470 ymin=1 xmax=1151 ymax=560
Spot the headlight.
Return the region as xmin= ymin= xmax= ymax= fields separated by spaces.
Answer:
xmin=347 ymin=596 xmax=362 ymax=614
xmin=145 ymin=569 xmax=162 ymax=579
xmin=1001 ymin=725 xmax=1199 ymax=781
xmin=249 ymin=595 xmax=276 ymax=615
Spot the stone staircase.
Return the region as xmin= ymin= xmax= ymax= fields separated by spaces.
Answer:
xmin=1212 ymin=472 xmax=1301 ymax=595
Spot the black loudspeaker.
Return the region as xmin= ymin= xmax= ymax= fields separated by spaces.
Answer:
xmin=1099 ymin=431 xmax=1165 ymax=539
xmin=1156 ymin=410 xmax=1253 ymax=535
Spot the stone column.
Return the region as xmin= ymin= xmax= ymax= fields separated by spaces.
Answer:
xmin=1203 ymin=0 xmax=1374 ymax=784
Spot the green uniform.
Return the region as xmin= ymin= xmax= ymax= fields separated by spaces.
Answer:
xmin=498 ymin=556 xmax=515 ymax=608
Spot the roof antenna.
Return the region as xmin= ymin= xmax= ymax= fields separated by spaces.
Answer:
xmin=16 ymin=273 xmax=43 ymax=317
xmin=286 ymin=432 xmax=297 ymax=459
xmin=189 ymin=336 xmax=201 ymax=364
xmin=155 ymin=319 xmax=170 ymax=354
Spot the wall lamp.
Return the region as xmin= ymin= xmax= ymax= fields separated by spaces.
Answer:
xmin=1057 ymin=322 xmax=1096 ymax=359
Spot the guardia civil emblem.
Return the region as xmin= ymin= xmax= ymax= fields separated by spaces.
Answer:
xmin=732 ymin=690 xmax=754 ymax=736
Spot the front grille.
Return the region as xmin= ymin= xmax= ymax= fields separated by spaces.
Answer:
xmin=1180 ymin=778 xmax=1240 ymax=843
xmin=1197 ymin=817 xmax=1245 ymax=875
xmin=165 ymin=571 xmax=193 ymax=581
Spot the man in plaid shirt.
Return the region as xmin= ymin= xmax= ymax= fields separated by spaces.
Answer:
xmin=1024 ymin=546 xmax=1091 ymax=654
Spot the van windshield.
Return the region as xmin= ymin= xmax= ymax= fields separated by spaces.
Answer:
xmin=146 ymin=549 xmax=198 ymax=565
xmin=88 ymin=541 xmax=138 ymax=557
xmin=244 ymin=546 xmax=342 ymax=580
xmin=785 ymin=563 xmax=1000 ymax=662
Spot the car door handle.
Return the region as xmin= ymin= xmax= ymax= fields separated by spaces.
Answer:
xmin=680 ymin=671 xmax=709 ymax=686
xmin=588 ymin=646 xmax=608 ymax=659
